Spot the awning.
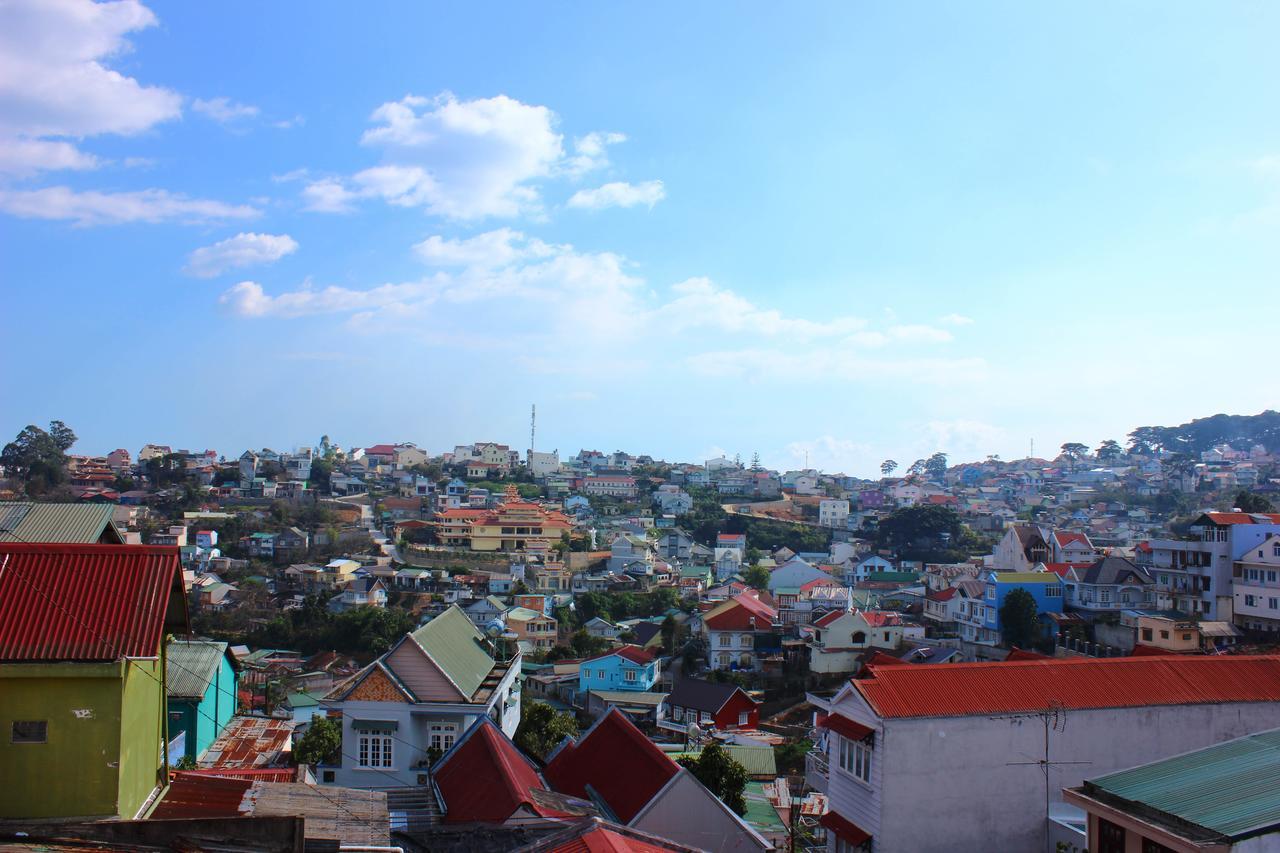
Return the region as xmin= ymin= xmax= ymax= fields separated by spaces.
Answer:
xmin=351 ymin=719 xmax=398 ymax=732
xmin=820 ymin=812 xmax=872 ymax=846
xmin=819 ymin=713 xmax=875 ymax=742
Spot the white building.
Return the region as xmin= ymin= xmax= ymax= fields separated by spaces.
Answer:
xmin=1234 ymin=530 xmax=1280 ymax=633
xmin=813 ymin=654 xmax=1280 ymax=853
xmin=818 ymin=499 xmax=850 ymax=530
xmin=527 ymin=450 xmax=561 ymax=478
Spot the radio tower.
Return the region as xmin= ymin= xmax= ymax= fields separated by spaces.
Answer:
xmin=529 ymin=404 xmax=536 ymax=456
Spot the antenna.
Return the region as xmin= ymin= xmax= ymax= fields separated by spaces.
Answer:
xmin=1030 ymin=438 xmax=1034 ymax=459
xmin=1004 ymin=701 xmax=1090 ymax=852
xmin=530 ymin=404 xmax=536 ymax=456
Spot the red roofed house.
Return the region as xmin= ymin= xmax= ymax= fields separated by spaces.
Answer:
xmin=808 ymin=609 xmax=908 ymax=674
xmin=702 ymin=592 xmax=779 ymax=672
xmin=1051 ymin=529 xmax=1098 ymax=564
xmin=545 ymin=709 xmax=769 ymax=851
xmin=0 ymin=543 xmax=189 ymax=820
xmin=814 ymin=655 xmax=1280 ymax=853
xmin=659 ymin=676 xmax=760 ymax=735
xmin=580 ymin=645 xmax=660 ymax=694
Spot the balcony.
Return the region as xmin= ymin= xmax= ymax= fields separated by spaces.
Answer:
xmin=804 ymin=749 xmax=830 ymax=793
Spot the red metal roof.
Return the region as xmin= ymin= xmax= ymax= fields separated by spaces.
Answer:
xmin=176 ymin=767 xmax=298 ymax=782
xmin=703 ymin=593 xmax=778 ymax=631
xmin=813 ymin=609 xmax=846 ymax=628
xmin=820 ymin=713 xmax=875 ymax=741
xmin=820 ymin=812 xmax=872 ymax=845
xmin=1053 ymin=531 xmax=1091 ymax=547
xmin=1004 ymin=647 xmax=1051 ymax=662
xmin=1203 ymin=511 xmax=1280 ymax=526
xmin=584 ymin=644 xmax=655 ymax=666
xmin=542 ymin=820 xmax=685 ymax=852
xmin=151 ymin=772 xmax=252 ymax=818
xmin=926 ymin=587 xmax=957 ymax=601
xmin=0 ymin=543 xmax=187 ymax=661
xmin=435 ymin=719 xmax=563 ymax=823
xmin=201 ymin=716 xmax=294 ymax=768
xmin=854 ymin=655 xmax=1280 ymax=719
xmin=1129 ymin=644 xmax=1180 ymax=657
xmin=544 ymin=709 xmax=678 ymax=824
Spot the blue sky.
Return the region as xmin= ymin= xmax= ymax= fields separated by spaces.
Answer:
xmin=3 ymin=1 xmax=1279 ymax=476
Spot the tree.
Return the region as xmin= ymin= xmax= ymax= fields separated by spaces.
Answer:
xmin=906 ymin=459 xmax=927 ymax=478
xmin=678 ymin=742 xmax=748 ymax=815
xmin=660 ymin=615 xmax=679 ymax=654
xmin=309 ymin=457 xmax=334 ymax=492
xmin=880 ymin=459 xmax=898 ymax=478
xmin=1096 ymin=439 xmax=1122 ymax=462
xmin=570 ymin=629 xmax=610 ymax=658
xmin=514 ymin=700 xmax=579 ymax=761
xmin=1059 ymin=443 xmax=1089 ymax=472
xmin=1234 ymin=490 xmax=1275 ymax=513
xmin=925 ymin=452 xmax=948 ymax=481
xmin=742 ymin=564 xmax=770 ymax=591
xmin=1 ymin=421 xmax=76 ymax=495
xmin=294 ymin=716 xmax=342 ymax=766
xmin=999 ymin=588 xmax=1039 ymax=650
xmin=774 ymin=740 xmax=810 ymax=775
xmin=750 ymin=452 xmax=762 ymax=472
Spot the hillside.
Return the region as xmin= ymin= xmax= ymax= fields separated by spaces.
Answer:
xmin=1128 ymin=410 xmax=1280 ymax=455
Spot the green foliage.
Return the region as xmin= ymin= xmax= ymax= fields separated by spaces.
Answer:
xmin=724 ymin=514 xmax=830 ymax=554
xmin=999 ymin=587 xmax=1040 ymax=650
xmin=1129 ymin=410 xmax=1280 ymax=455
xmin=774 ymin=740 xmax=810 ymax=775
xmin=574 ymin=589 xmax=679 ymax=624
xmin=874 ymin=505 xmax=987 ymax=562
xmin=174 ymin=755 xmax=198 ymax=770
xmin=742 ymin=564 xmax=770 ymax=591
xmin=571 ymin=629 xmax=611 ymax=658
xmin=678 ymin=742 xmax=748 ymax=815
xmin=294 ymin=716 xmax=342 ymax=766
xmin=924 ymin=452 xmax=948 ymax=480
xmin=514 ymin=700 xmax=579 ymax=761
xmin=1234 ymin=490 xmax=1275 ymax=513
xmin=661 ymin=615 xmax=679 ymax=654
xmin=880 ymin=459 xmax=898 ymax=477
xmin=1096 ymin=439 xmax=1122 ymax=461
xmin=684 ymin=487 xmax=730 ymax=545
xmin=309 ymin=457 xmax=334 ymax=492
xmin=246 ymin=595 xmax=416 ymax=657
xmin=2 ymin=421 xmax=76 ymax=495
xmin=706 ymin=668 xmax=749 ymax=688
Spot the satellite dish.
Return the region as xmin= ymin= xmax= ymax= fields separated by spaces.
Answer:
xmin=485 ymin=619 xmax=506 ymax=638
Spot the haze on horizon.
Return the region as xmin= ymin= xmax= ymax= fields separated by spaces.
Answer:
xmin=3 ymin=2 xmax=1278 ymax=477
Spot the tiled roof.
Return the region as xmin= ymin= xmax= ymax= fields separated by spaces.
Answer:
xmin=544 ymin=709 xmax=678 ymax=824
xmin=435 ymin=718 xmax=565 ymax=823
xmin=926 ymin=588 xmax=957 ymax=601
xmin=166 ymin=638 xmax=231 ymax=699
xmin=703 ymin=593 xmax=778 ymax=631
xmin=1053 ymin=530 xmax=1091 ymax=547
xmin=813 ymin=609 xmax=846 ymax=628
xmin=0 ymin=501 xmax=123 ymax=543
xmin=0 ymin=543 xmax=187 ymax=661
xmin=585 ymin=644 xmax=655 ymax=666
xmin=854 ymin=655 xmax=1280 ymax=719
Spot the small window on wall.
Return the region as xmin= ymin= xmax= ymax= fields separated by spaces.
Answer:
xmin=12 ymin=721 xmax=47 ymax=743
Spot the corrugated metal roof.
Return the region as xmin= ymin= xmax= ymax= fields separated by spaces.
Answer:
xmin=200 ymin=716 xmax=293 ymax=768
xmin=1087 ymin=728 xmax=1280 ymax=839
xmin=854 ymin=655 xmax=1280 ymax=719
xmin=166 ymin=638 xmax=229 ymax=699
xmin=0 ymin=501 xmax=122 ymax=543
xmin=0 ymin=543 xmax=187 ymax=661
xmin=409 ymin=604 xmax=498 ymax=699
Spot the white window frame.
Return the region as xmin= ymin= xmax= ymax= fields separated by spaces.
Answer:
xmin=358 ymin=733 xmax=393 ymax=768
xmin=429 ymin=723 xmax=457 ymax=752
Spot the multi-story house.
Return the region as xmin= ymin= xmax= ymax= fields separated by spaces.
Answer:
xmin=659 ymin=677 xmax=760 ymax=735
xmin=1058 ymin=556 xmax=1154 ymax=613
xmin=321 ymin=605 xmax=520 ymax=788
xmin=1136 ymin=511 xmax=1280 ymax=619
xmin=818 ymin=499 xmax=850 ymax=529
xmin=922 ymin=587 xmax=959 ymax=633
xmin=579 ymin=645 xmax=660 ymax=694
xmin=505 ymin=606 xmax=557 ymax=652
xmin=327 ymin=577 xmax=387 ymax=613
xmin=703 ymin=593 xmax=779 ymax=671
xmin=1051 ymin=529 xmax=1098 ymax=564
xmin=581 ymin=475 xmax=638 ymax=499
xmin=980 ymin=570 xmax=1062 ymax=644
xmin=991 ymin=523 xmax=1051 ymax=572
xmin=653 ymin=485 xmax=693 ymax=516
xmin=656 ymin=528 xmax=694 ymax=562
xmin=0 ymin=543 xmax=189 ymax=820
xmin=809 ymin=609 xmax=910 ymax=674
xmin=814 ymin=655 xmax=1280 ymax=853
xmin=431 ymin=486 xmax=573 ymax=553
xmin=609 ymin=533 xmax=652 ymax=574
xmin=1234 ymin=530 xmax=1280 ymax=633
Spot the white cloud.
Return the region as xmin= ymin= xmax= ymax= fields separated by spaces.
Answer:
xmin=684 ymin=347 xmax=986 ymax=385
xmin=924 ymin=419 xmax=1008 ymax=459
xmin=784 ymin=436 xmax=873 ymax=474
xmin=656 ymin=277 xmax=865 ymax=339
xmin=564 ymin=131 xmax=626 ymax=177
xmin=0 ymin=0 xmax=181 ymax=175
xmin=939 ymin=313 xmax=974 ymax=326
xmin=412 ymin=228 xmax=553 ymax=269
xmin=184 ymin=232 xmax=298 ymax=278
xmin=191 ymin=96 xmax=259 ymax=124
xmin=302 ymin=92 xmax=565 ymax=220
xmin=567 ymin=180 xmax=665 ymax=210
xmin=0 ymin=185 xmax=259 ymax=225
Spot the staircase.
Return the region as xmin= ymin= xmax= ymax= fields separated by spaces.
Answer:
xmin=383 ymin=785 xmax=441 ymax=832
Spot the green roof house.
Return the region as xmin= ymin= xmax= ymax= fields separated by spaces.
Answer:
xmin=165 ymin=638 xmax=238 ymax=764
xmin=321 ymin=605 xmax=522 ymax=788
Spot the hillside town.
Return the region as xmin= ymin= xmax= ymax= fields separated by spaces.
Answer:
xmin=3 ymin=413 xmax=1280 ymax=851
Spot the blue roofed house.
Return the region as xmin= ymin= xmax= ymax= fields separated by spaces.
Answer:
xmin=767 ymin=557 xmax=833 ymax=593
xmin=165 ymin=638 xmax=238 ymax=764
xmin=580 ymin=645 xmax=660 ymax=694
xmin=980 ymin=570 xmax=1063 ymax=645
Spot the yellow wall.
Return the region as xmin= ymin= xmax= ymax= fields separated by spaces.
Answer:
xmin=117 ymin=658 xmax=166 ymax=818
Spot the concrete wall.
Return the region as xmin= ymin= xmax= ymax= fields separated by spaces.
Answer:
xmin=826 ymin=697 xmax=1280 ymax=853
xmin=0 ymin=661 xmax=131 ymax=819
xmin=118 ymin=658 xmax=165 ymax=819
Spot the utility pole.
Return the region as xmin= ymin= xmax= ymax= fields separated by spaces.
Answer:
xmin=1004 ymin=701 xmax=1090 ymax=853
xmin=529 ymin=404 xmax=536 ymax=458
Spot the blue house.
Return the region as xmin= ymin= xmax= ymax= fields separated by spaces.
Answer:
xmin=579 ymin=645 xmax=660 ymax=693
xmin=981 ymin=570 xmax=1063 ymax=643
xmin=165 ymin=638 xmax=239 ymax=763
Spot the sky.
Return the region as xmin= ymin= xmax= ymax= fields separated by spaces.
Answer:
xmin=2 ymin=1 xmax=1279 ymax=477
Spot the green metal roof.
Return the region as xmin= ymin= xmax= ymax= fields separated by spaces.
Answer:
xmin=166 ymin=638 xmax=230 ymax=699
xmin=673 ymin=745 xmax=777 ymax=778
xmin=864 ymin=571 xmax=919 ymax=583
xmin=410 ymin=605 xmax=497 ymax=699
xmin=742 ymin=782 xmax=786 ymax=833
xmin=994 ymin=572 xmax=1061 ymax=583
xmin=284 ymin=690 xmax=326 ymax=708
xmin=1087 ymin=728 xmax=1280 ymax=839
xmin=0 ymin=501 xmax=121 ymax=544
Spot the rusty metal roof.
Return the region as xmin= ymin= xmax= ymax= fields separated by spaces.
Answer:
xmin=0 ymin=543 xmax=187 ymax=661
xmin=854 ymin=655 xmax=1280 ymax=719
xmin=199 ymin=716 xmax=294 ymax=768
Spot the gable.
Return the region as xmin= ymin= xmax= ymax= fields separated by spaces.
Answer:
xmin=346 ymin=665 xmax=414 ymax=702
xmin=630 ymin=769 xmax=770 ymax=851
xmin=386 ymin=635 xmax=468 ymax=703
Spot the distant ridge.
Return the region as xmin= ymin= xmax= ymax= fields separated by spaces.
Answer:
xmin=1127 ymin=410 xmax=1280 ymax=455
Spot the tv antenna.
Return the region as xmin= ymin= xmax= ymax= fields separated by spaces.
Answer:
xmin=1003 ymin=700 xmax=1090 ymax=852
xmin=530 ymin=404 xmax=536 ymax=455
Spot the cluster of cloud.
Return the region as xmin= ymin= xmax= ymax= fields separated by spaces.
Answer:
xmin=185 ymin=232 xmax=298 ymax=277
xmin=191 ymin=97 xmax=259 ymax=124
xmin=0 ymin=0 xmax=264 ymax=224
xmin=301 ymin=92 xmax=664 ymax=218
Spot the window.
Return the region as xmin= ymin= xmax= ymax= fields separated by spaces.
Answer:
xmin=358 ymin=734 xmax=393 ymax=768
xmin=11 ymin=721 xmax=46 ymax=744
xmin=1270 ymin=598 xmax=1279 ymax=610
xmin=429 ymin=724 xmax=457 ymax=752
xmin=1246 ymin=595 xmax=1258 ymax=607
xmin=673 ymin=706 xmax=684 ymax=722
xmin=718 ymin=653 xmax=731 ymax=666
xmin=1182 ymin=633 xmax=1192 ymax=641
xmin=719 ymin=634 xmax=732 ymax=647
xmin=1097 ymin=818 xmax=1125 ymax=853
xmin=322 ymin=770 xmax=335 ymax=783
xmin=851 ymin=631 xmax=866 ymax=644
xmin=1160 ymin=630 xmax=1169 ymax=639
xmin=838 ymin=736 xmax=872 ymax=783
xmin=1269 ymin=571 xmax=1278 ymax=584
xmin=1141 ymin=628 xmax=1153 ymax=641
xmin=738 ymin=711 xmax=749 ymax=726
xmin=701 ymin=711 xmax=713 ymax=723
xmin=741 ymin=634 xmax=752 ymax=648
xmin=1100 ymin=590 xmax=1111 ymax=603
xmin=1141 ymin=839 xmax=1176 ymax=853
xmin=624 ymin=669 xmax=638 ymax=682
